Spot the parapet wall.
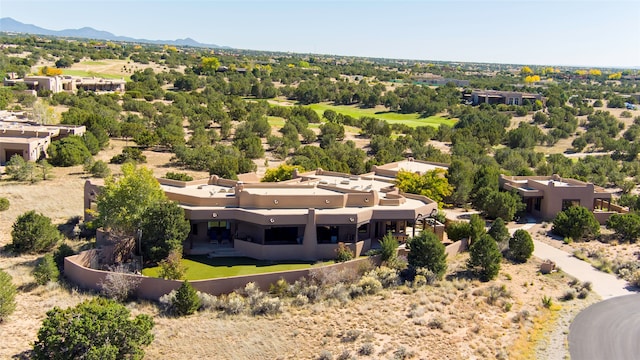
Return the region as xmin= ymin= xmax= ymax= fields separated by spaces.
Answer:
xmin=64 ymin=251 xmax=382 ymax=301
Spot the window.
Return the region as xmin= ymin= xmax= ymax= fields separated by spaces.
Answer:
xmin=358 ymin=223 xmax=368 ymax=234
xmin=317 ymin=225 xmax=339 ymax=243
xmin=514 ymin=98 xmax=519 ymax=105
xmin=191 ymin=223 xmax=198 ymax=235
xmin=562 ymin=199 xmax=580 ymax=211
xmin=534 ymin=197 xmax=542 ymax=211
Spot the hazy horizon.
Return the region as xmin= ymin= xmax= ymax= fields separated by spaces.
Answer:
xmin=2 ymin=0 xmax=639 ymax=68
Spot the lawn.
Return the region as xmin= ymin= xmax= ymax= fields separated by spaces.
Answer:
xmin=306 ymin=103 xmax=457 ymax=128
xmin=142 ymin=256 xmax=331 ymax=280
xmin=61 ymin=69 xmax=130 ymax=80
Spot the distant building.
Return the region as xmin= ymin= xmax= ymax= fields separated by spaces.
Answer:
xmin=0 ymin=111 xmax=86 ymax=163
xmin=3 ymin=74 xmax=126 ymax=94
xmin=412 ymin=76 xmax=470 ymax=87
xmin=499 ymin=174 xmax=625 ymax=224
xmin=468 ymin=90 xmax=543 ymax=106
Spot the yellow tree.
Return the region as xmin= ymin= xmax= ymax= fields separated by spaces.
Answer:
xmin=37 ymin=66 xmax=63 ymax=76
xmin=395 ymin=169 xmax=453 ymax=207
xmin=520 ymin=66 xmax=533 ymax=75
xmin=200 ymin=57 xmax=220 ymax=75
xmin=608 ymin=72 xmax=622 ymax=80
xmin=589 ymin=69 xmax=602 ymax=76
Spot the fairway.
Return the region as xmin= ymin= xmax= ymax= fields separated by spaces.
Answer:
xmin=306 ymin=103 xmax=457 ymax=128
xmin=142 ymin=256 xmax=330 ymax=280
xmin=61 ymin=69 xmax=130 ymax=80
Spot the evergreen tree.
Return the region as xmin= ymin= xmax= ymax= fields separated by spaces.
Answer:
xmin=172 ymin=280 xmax=200 ymax=316
xmin=468 ymin=234 xmax=502 ymax=281
xmin=407 ymin=231 xmax=448 ymax=280
xmin=509 ymin=229 xmax=534 ymax=263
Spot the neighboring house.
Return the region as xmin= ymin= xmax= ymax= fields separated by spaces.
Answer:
xmin=84 ymin=159 xmax=446 ymax=262
xmin=0 ymin=111 xmax=85 ymax=163
xmin=412 ymin=76 xmax=470 ymax=87
xmin=468 ymin=90 xmax=543 ymax=106
xmin=499 ymin=174 xmax=625 ymax=224
xmin=3 ymin=73 xmax=126 ymax=93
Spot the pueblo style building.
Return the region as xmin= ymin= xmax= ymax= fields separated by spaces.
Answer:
xmin=84 ymin=160 xmax=447 ymax=262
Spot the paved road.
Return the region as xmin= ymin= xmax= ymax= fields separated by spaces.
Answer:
xmin=532 ymin=240 xmax=635 ymax=299
xmin=569 ymin=294 xmax=640 ymax=360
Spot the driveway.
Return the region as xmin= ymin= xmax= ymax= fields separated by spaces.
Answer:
xmin=569 ymin=294 xmax=640 ymax=360
xmin=532 ymin=240 xmax=635 ymax=299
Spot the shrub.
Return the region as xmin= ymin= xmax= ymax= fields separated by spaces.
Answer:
xmin=552 ymin=206 xmax=600 ymax=240
xmin=269 ymin=278 xmax=289 ymax=297
xmin=11 ymin=210 xmax=62 ymax=253
xmin=53 ymin=243 xmax=75 ymax=272
xmin=542 ymin=295 xmax=553 ymax=308
xmin=0 ymin=197 xmax=9 ymax=211
xmin=468 ymin=234 xmax=502 ymax=281
xmin=509 ymin=229 xmax=534 ymax=263
xmin=357 ymin=275 xmax=382 ymax=295
xmin=428 ymin=315 xmax=444 ymax=329
xmin=163 ymin=172 xmax=193 ymax=181
xmin=172 ymin=280 xmax=200 ymax=316
xmin=47 ymin=136 xmax=91 ymax=166
xmin=33 ymin=254 xmax=60 ymax=285
xmin=0 ymin=269 xmax=17 ymax=322
xmin=158 ymin=251 xmax=187 ymax=280
xmin=318 ymin=350 xmax=333 ymax=360
xmin=217 ymin=293 xmax=246 ymax=315
xmin=445 ymin=221 xmax=471 ymax=241
xmin=407 ymin=231 xmax=447 ymax=280
xmin=380 ymin=232 xmax=398 ymax=263
xmin=99 ymin=265 xmax=141 ymax=302
xmin=359 ymin=343 xmax=375 ymax=356
xmin=110 ymin=147 xmax=146 ymax=164
xmin=32 ymin=298 xmax=154 ymax=360
xmin=369 ymin=267 xmax=400 ymax=288
xmin=335 ymin=242 xmax=354 ymax=262
xmin=90 ymin=160 xmax=111 ymax=178
xmin=561 ymin=289 xmax=577 ymax=301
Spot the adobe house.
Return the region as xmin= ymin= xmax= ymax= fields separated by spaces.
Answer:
xmin=468 ymin=90 xmax=543 ymax=106
xmin=0 ymin=112 xmax=86 ymax=163
xmin=4 ymin=74 xmax=126 ymax=93
xmin=84 ymin=160 xmax=447 ymax=262
xmin=499 ymin=174 xmax=626 ymax=224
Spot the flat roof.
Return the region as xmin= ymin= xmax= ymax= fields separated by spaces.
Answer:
xmin=386 ymin=160 xmax=448 ymax=174
xmin=161 ymin=184 xmax=236 ymax=198
xmin=532 ymin=179 xmax=573 ymax=187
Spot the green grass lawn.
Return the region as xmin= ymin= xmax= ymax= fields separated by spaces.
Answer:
xmin=305 ymin=103 xmax=457 ymax=128
xmin=78 ymin=60 xmax=109 ymax=66
xmin=61 ymin=69 xmax=130 ymax=81
xmin=142 ymin=256 xmax=331 ymax=280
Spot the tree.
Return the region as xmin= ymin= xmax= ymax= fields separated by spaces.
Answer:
xmin=467 ymin=234 xmax=502 ymax=281
xmin=606 ymin=213 xmax=640 ymax=243
xmin=139 ymin=200 xmax=190 ymax=263
xmin=469 ymin=214 xmax=486 ymax=244
xmin=488 ymin=218 xmax=509 ymax=244
xmin=172 ymin=280 xmax=200 ymax=316
xmin=32 ymin=298 xmax=154 ymax=360
xmin=509 ymin=229 xmax=534 ymax=263
xmin=11 ymin=210 xmax=62 ymax=253
xmin=91 ymin=160 xmax=111 ymax=178
xmin=407 ymin=231 xmax=447 ymax=280
xmin=200 ymin=57 xmax=220 ymax=75
xmin=261 ymin=164 xmax=302 ymax=182
xmin=33 ymin=254 xmax=60 ymax=285
xmin=552 ymin=206 xmax=600 ymax=241
xmin=97 ymin=163 xmax=165 ymax=235
xmin=47 ymin=136 xmax=91 ymax=166
xmin=6 ymin=155 xmax=35 ymax=181
xmin=0 ymin=269 xmax=17 ymax=322
xmin=53 ymin=243 xmax=75 ymax=273
xmin=379 ymin=232 xmax=399 ymax=263
xmin=445 ymin=221 xmax=471 ymax=241
xmin=395 ymin=169 xmax=453 ymax=207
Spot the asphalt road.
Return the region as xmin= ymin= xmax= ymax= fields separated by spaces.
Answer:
xmin=569 ymin=294 xmax=640 ymax=360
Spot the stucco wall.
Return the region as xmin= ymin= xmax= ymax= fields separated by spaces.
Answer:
xmin=64 ymin=251 xmax=381 ymax=300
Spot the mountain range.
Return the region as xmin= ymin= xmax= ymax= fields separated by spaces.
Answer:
xmin=0 ymin=17 xmax=226 ymax=48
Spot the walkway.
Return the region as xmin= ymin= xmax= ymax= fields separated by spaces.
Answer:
xmin=532 ymin=240 xmax=635 ymax=299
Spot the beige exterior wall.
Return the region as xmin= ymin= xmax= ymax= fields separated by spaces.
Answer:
xmin=64 ymin=250 xmax=383 ymax=300
xmin=500 ymin=174 xmax=615 ymax=221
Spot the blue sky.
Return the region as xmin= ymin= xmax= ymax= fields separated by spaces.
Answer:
xmin=2 ymin=0 xmax=639 ymax=68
